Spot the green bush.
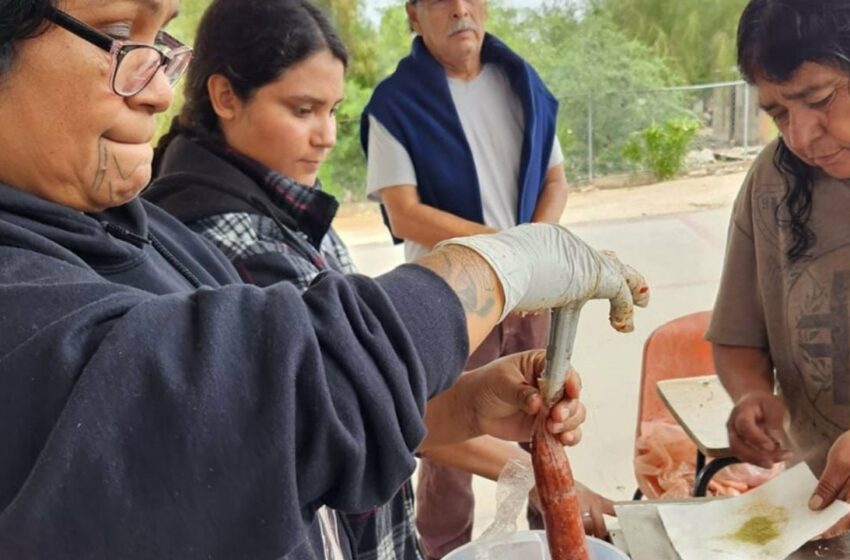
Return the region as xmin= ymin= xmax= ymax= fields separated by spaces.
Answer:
xmin=622 ymin=117 xmax=700 ymax=181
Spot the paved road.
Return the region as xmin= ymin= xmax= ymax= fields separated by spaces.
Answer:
xmin=340 ymin=201 xmax=735 ymax=537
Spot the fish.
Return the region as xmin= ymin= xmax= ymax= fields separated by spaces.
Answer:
xmin=532 ymin=305 xmax=589 ymax=560
xmin=531 ymin=251 xmax=649 ymax=560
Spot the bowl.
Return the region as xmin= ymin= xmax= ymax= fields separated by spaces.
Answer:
xmin=443 ymin=530 xmax=628 ymax=560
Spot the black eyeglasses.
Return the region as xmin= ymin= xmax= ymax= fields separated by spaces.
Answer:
xmin=44 ymin=6 xmax=192 ymax=98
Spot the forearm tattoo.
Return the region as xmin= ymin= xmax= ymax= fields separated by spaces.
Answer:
xmin=420 ymin=246 xmax=498 ymax=319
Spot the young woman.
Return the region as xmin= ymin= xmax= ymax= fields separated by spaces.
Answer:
xmin=0 ymin=0 xmax=643 ymax=557
xmin=146 ymin=3 xmax=417 ymax=556
xmin=709 ymin=0 xmax=850 ymax=539
xmin=146 ymin=0 xmax=619 ymax=557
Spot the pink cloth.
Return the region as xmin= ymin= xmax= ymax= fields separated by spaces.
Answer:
xmin=416 ymin=313 xmax=550 ymax=559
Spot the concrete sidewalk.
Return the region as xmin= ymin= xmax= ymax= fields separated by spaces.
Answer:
xmin=334 ymin=170 xmax=746 ymax=251
xmin=333 ymin=169 xmax=749 ymax=539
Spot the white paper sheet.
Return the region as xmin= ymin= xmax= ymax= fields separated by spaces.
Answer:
xmin=657 ymin=463 xmax=850 ymax=560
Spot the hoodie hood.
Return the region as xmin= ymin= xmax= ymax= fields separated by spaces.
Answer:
xmin=146 ymin=134 xmax=338 ymax=249
xmin=146 ymin=135 xmax=266 ymax=225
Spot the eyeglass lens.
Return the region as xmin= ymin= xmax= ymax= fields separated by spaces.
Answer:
xmin=113 ymin=46 xmax=191 ymax=96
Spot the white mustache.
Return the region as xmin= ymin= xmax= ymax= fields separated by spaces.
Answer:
xmin=448 ymin=19 xmax=477 ymax=36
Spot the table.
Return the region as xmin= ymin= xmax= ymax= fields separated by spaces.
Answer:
xmin=656 ymin=375 xmax=741 ymax=495
xmin=612 ymin=500 xmax=850 ymax=559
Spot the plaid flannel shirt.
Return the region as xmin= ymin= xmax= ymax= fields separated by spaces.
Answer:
xmin=192 ymin=210 xmax=354 ymax=289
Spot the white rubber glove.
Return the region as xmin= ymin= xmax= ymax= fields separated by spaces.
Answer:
xmin=435 ymin=223 xmax=650 ymax=328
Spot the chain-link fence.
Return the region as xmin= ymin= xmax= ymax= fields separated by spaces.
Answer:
xmin=559 ymin=80 xmax=767 ymax=184
xmin=324 ymin=80 xmax=770 ymax=200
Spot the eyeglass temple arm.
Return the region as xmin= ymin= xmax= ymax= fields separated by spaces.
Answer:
xmin=43 ymin=5 xmax=113 ymax=52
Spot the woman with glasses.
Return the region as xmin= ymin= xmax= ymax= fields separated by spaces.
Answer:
xmin=0 ymin=0 xmax=647 ymax=558
xmin=708 ymin=0 xmax=850 ymax=540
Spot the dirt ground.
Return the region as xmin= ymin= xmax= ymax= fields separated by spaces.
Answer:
xmin=333 ymin=166 xmax=750 ymax=245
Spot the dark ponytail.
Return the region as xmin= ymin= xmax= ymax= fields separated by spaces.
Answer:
xmin=153 ymin=0 xmax=348 ymax=174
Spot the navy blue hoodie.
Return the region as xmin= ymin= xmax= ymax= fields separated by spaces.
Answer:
xmin=0 ymin=183 xmax=468 ymax=559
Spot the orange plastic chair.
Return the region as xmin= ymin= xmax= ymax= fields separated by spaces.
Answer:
xmin=636 ymin=310 xmax=714 ymax=428
xmin=632 ymin=311 xmax=741 ymax=498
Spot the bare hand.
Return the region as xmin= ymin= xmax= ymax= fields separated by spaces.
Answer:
xmin=726 ymin=391 xmax=791 ymax=469
xmin=816 ymin=512 xmax=850 ymax=541
xmin=576 ymin=481 xmax=615 ymax=539
xmin=528 ymin=481 xmax=614 ymax=539
xmin=468 ymin=350 xmax=585 ymax=445
xmin=810 ymin=432 xmax=850 ymax=539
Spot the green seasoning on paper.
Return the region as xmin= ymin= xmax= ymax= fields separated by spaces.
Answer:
xmin=727 ymin=502 xmax=789 ymax=546
xmin=731 ymin=515 xmax=780 ymax=545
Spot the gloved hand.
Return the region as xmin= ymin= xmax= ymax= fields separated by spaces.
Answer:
xmin=435 ymin=223 xmax=650 ymax=327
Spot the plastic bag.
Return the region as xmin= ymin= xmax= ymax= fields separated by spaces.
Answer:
xmin=472 ymin=456 xmax=536 ymax=560
xmin=634 ymin=420 xmax=783 ymax=499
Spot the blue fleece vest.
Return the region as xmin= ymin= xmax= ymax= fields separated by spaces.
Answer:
xmin=361 ymin=34 xmax=559 ymax=242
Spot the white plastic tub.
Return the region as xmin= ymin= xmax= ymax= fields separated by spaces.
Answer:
xmin=443 ymin=530 xmax=628 ymax=560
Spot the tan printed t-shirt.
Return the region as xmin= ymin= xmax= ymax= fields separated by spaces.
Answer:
xmin=707 ymin=139 xmax=850 ymax=476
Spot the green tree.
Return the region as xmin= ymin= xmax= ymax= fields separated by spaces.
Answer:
xmin=592 ymin=0 xmax=748 ymax=84
xmin=485 ymin=3 xmax=685 ymax=177
xmin=375 ymin=7 xmax=415 ymax=79
xmin=318 ymin=3 xmax=406 ymax=198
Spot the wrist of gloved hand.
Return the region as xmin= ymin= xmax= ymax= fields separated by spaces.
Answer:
xmin=435 ymin=224 xmax=596 ymax=321
xmin=435 ymin=224 xmax=649 ymax=328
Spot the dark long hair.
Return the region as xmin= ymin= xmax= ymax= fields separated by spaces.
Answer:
xmin=0 ymin=0 xmax=54 ymax=75
xmin=738 ymin=0 xmax=850 ymax=261
xmin=153 ymin=0 xmax=348 ymax=174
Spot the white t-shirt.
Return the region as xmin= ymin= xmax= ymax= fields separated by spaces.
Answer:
xmin=366 ymin=63 xmax=564 ymax=262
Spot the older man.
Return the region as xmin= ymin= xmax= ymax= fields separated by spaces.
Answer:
xmin=359 ymin=0 xmax=583 ymax=557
